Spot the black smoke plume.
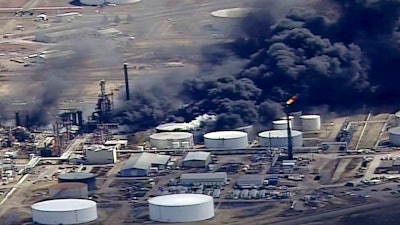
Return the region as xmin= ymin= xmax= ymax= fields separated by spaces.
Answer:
xmin=1 ymin=39 xmax=122 ymax=127
xmin=116 ymin=0 xmax=400 ymax=131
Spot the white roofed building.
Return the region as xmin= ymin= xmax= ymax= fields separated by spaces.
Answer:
xmin=84 ymin=144 xmax=117 ymax=164
xmin=182 ymin=152 xmax=211 ymax=168
xmin=119 ymin=153 xmax=171 ymax=177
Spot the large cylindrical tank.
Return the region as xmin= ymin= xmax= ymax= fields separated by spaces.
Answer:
xmin=389 ymin=127 xmax=400 ymax=146
xmin=31 ymin=199 xmax=98 ymax=225
xmin=204 ymin=131 xmax=248 ymax=149
xmin=273 ymin=120 xmax=292 ymax=130
xmin=79 ymin=0 xmax=142 ymax=5
xmin=210 ymin=8 xmax=251 ymax=34
xmin=301 ymin=115 xmax=321 ymax=131
xmin=58 ymin=173 xmax=96 ymax=191
xmin=258 ymin=130 xmax=303 ymax=148
xmin=149 ymin=132 xmax=194 ymax=149
xmin=49 ymin=182 xmax=88 ymax=199
xmin=156 ymin=123 xmax=191 ymax=132
xmin=395 ymin=111 xmax=400 ymax=126
xmin=148 ymin=194 xmax=214 ymax=223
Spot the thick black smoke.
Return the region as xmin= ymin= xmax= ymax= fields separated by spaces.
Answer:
xmin=180 ymin=0 xmax=400 ymax=129
xmin=1 ymin=39 xmax=122 ymax=127
xmin=116 ymin=0 xmax=400 ymax=131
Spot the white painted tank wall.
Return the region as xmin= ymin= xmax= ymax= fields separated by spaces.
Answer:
xmin=389 ymin=127 xmax=400 ymax=146
xmin=301 ymin=115 xmax=321 ymax=131
xmin=149 ymin=200 xmax=214 ymax=222
xmin=32 ymin=204 xmax=97 ymax=225
xmin=258 ymin=130 xmax=303 ymax=148
xmin=149 ymin=132 xmax=194 ymax=149
xmin=273 ymin=120 xmax=292 ymax=130
xmin=204 ymin=131 xmax=248 ymax=149
xmin=80 ymin=0 xmax=142 ymax=5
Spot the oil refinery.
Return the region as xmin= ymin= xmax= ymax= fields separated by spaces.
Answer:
xmin=2 ymin=1 xmax=400 ymax=225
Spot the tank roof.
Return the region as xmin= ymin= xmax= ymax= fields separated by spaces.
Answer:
xmin=204 ymin=131 xmax=247 ymax=139
xmin=258 ymin=130 xmax=302 ymax=138
xmin=148 ymin=194 xmax=212 ymax=206
xmin=150 ymin=132 xmax=193 ymax=140
xmin=389 ymin=126 xmax=400 ymax=135
xmin=273 ymin=120 xmax=289 ymax=124
xmin=211 ymin=8 xmax=252 ymax=18
xmin=156 ymin=123 xmax=191 ymax=131
xmin=31 ymin=199 xmax=96 ymax=211
xmin=49 ymin=182 xmax=87 ymax=189
xmin=300 ymin=115 xmax=320 ymax=119
xmin=58 ymin=172 xmax=96 ymax=180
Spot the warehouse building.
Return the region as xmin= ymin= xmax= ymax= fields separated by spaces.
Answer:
xmin=182 ymin=152 xmax=211 ymax=168
xmin=84 ymin=144 xmax=117 ymax=164
xmin=236 ymin=175 xmax=265 ymax=189
xmin=34 ymin=28 xmax=93 ymax=43
xmin=119 ymin=153 xmax=170 ymax=177
xmin=179 ymin=172 xmax=227 ymax=186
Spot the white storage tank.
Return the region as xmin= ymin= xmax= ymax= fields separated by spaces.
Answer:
xmin=301 ymin=115 xmax=321 ymax=131
xmin=204 ymin=131 xmax=248 ymax=149
xmin=258 ymin=130 xmax=303 ymax=148
xmin=156 ymin=123 xmax=191 ymax=132
xmin=273 ymin=119 xmax=292 ymax=130
xmin=49 ymin=182 xmax=88 ymax=199
xmin=31 ymin=199 xmax=97 ymax=225
xmin=395 ymin=111 xmax=400 ymax=126
xmin=210 ymin=8 xmax=252 ymax=34
xmin=389 ymin=127 xmax=400 ymax=146
xmin=148 ymin=194 xmax=214 ymax=223
xmin=149 ymin=132 xmax=193 ymax=149
xmin=80 ymin=0 xmax=142 ymax=5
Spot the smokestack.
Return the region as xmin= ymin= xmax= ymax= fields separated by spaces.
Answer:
xmin=286 ymin=108 xmax=293 ymax=160
xmin=25 ymin=115 xmax=30 ymax=128
xmin=123 ymin=63 xmax=130 ymax=101
xmin=72 ymin=112 xmax=77 ymax=125
xmin=77 ymin=111 xmax=83 ymax=128
xmin=15 ymin=112 xmax=21 ymax=127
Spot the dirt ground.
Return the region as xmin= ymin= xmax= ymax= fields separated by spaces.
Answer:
xmin=0 ymin=0 xmax=30 ymax=8
xmin=37 ymin=0 xmax=73 ymax=7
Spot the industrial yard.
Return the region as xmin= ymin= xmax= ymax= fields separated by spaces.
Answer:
xmin=1 ymin=0 xmax=400 ymax=225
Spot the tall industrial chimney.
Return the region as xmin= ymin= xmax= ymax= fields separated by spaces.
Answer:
xmin=25 ymin=115 xmax=30 ymax=128
xmin=15 ymin=112 xmax=21 ymax=127
xmin=77 ymin=111 xmax=83 ymax=128
xmin=123 ymin=63 xmax=130 ymax=101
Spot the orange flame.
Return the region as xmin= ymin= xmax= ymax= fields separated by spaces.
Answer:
xmin=286 ymin=96 xmax=297 ymax=105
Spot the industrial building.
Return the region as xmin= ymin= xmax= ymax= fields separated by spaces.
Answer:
xmin=395 ymin=111 xmax=400 ymax=126
xmin=119 ymin=153 xmax=171 ymax=177
xmin=258 ymin=130 xmax=303 ymax=148
xmin=204 ymin=131 xmax=248 ymax=149
xmin=34 ymin=28 xmax=93 ymax=43
xmin=58 ymin=172 xmax=97 ymax=191
xmin=182 ymin=151 xmax=211 ymax=168
xmin=80 ymin=0 xmax=142 ymax=5
xmin=55 ymin=12 xmax=81 ymax=23
xmin=49 ymin=182 xmax=88 ymax=199
xmin=300 ymin=115 xmax=321 ymax=131
xmin=179 ymin=172 xmax=227 ymax=186
xmin=149 ymin=132 xmax=194 ymax=149
xmin=84 ymin=144 xmax=117 ymax=164
xmin=31 ymin=199 xmax=98 ymax=225
xmin=389 ymin=127 xmax=400 ymax=146
xmin=96 ymin=28 xmax=123 ymax=38
xmin=236 ymin=175 xmax=266 ymax=189
xmin=148 ymin=194 xmax=215 ymax=223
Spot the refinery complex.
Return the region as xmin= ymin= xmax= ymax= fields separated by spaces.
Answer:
xmin=3 ymin=1 xmax=400 ymax=225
